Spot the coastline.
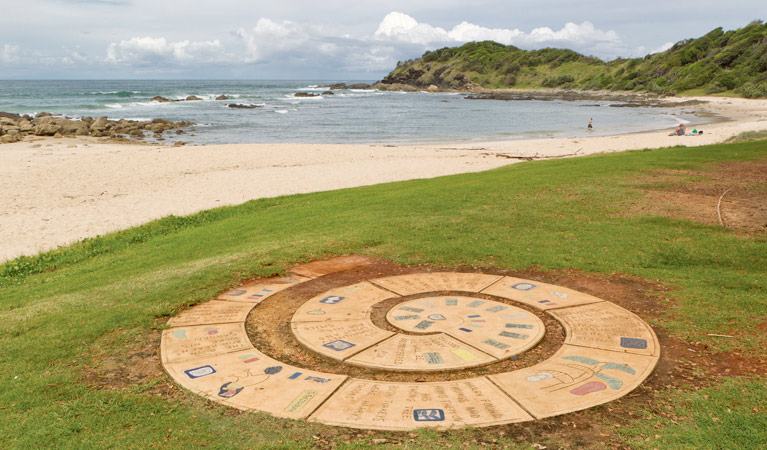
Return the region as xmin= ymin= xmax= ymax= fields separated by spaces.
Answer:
xmin=432 ymin=95 xmax=766 ymax=154
xmin=0 ymin=81 xmax=723 ymax=146
xmin=2 ymin=95 xmax=766 ymax=263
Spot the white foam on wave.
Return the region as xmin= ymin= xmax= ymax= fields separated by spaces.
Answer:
xmin=664 ymin=114 xmax=691 ymax=124
xmin=104 ymin=103 xmax=124 ymax=109
xmin=91 ymin=90 xmax=140 ymax=95
xmin=275 ymin=110 xmax=288 ymax=114
xmin=130 ymin=101 xmax=162 ymax=107
xmin=341 ymin=91 xmax=382 ymax=98
xmin=194 ymin=93 xmax=240 ymax=101
xmin=283 ymin=94 xmax=324 ymax=100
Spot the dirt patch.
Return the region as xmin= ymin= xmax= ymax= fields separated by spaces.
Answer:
xmin=81 ymin=329 xmax=180 ymax=399
xmin=624 ymin=159 xmax=767 ymax=232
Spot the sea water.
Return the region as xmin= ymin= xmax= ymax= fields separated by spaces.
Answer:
xmin=0 ymin=80 xmax=699 ymax=145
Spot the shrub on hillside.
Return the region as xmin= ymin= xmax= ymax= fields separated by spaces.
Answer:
xmin=542 ymin=75 xmax=575 ymax=88
xmin=738 ymin=82 xmax=767 ymax=98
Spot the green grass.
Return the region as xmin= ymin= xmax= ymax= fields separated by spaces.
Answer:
xmin=1 ymin=139 xmax=766 ymax=449
xmin=620 ymin=377 xmax=767 ymax=449
xmin=726 ymin=129 xmax=767 ymax=143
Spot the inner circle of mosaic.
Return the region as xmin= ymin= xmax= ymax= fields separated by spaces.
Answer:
xmin=161 ymin=257 xmax=660 ymax=430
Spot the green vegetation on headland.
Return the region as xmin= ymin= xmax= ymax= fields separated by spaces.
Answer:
xmin=378 ymin=20 xmax=767 ymax=98
xmin=1 ymin=139 xmax=765 ymax=449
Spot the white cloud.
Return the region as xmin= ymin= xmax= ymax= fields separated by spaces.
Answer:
xmin=374 ymin=11 xmax=449 ymax=45
xmin=373 ymin=12 xmax=627 ymax=58
xmin=69 ymin=49 xmax=89 ymax=63
xmin=234 ymin=18 xmax=309 ymax=63
xmin=650 ymin=42 xmax=674 ymax=54
xmin=105 ymin=36 xmax=224 ymax=64
xmin=628 ymin=41 xmax=674 ymax=59
xmin=525 ymin=22 xmax=620 ymax=46
xmin=7 ymin=10 xmax=669 ymax=77
xmin=233 ymin=18 xmax=403 ymax=73
xmin=1 ymin=44 xmax=82 ymax=66
xmin=1 ymin=44 xmax=20 ymax=63
xmin=446 ymin=22 xmax=524 ymax=44
xmin=228 ymin=12 xmax=639 ymax=75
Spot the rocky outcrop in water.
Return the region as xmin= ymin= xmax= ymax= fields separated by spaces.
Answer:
xmin=0 ymin=113 xmax=194 ymax=144
xmin=326 ymin=83 xmax=372 ymax=90
xmin=227 ymin=103 xmax=263 ymax=109
xmin=149 ymin=95 xmax=229 ymax=103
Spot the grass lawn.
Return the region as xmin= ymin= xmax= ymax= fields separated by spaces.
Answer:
xmin=1 ymin=139 xmax=765 ymax=449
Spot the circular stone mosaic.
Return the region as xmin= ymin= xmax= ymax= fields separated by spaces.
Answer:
xmin=161 ymin=258 xmax=660 ymax=431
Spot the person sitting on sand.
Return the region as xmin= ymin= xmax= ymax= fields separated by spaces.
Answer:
xmin=670 ymin=123 xmax=686 ymax=136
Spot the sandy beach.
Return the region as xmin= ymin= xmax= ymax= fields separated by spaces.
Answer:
xmin=2 ymin=95 xmax=766 ymax=263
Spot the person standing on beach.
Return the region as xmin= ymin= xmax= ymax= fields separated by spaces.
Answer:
xmin=588 ymin=118 xmax=593 ymax=130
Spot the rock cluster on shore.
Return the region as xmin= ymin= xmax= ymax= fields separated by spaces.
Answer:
xmin=0 ymin=112 xmax=193 ymax=144
xmin=463 ymin=89 xmax=707 ymax=107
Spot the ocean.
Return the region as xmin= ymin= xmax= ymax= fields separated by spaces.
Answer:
xmin=0 ymin=80 xmax=699 ymax=145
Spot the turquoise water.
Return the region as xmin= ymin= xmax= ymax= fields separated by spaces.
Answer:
xmin=0 ymin=80 xmax=697 ymax=145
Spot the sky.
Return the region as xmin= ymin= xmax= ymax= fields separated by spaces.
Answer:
xmin=0 ymin=1 xmax=763 ymax=80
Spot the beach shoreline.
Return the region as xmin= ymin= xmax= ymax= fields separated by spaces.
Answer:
xmin=2 ymin=95 xmax=766 ymax=263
